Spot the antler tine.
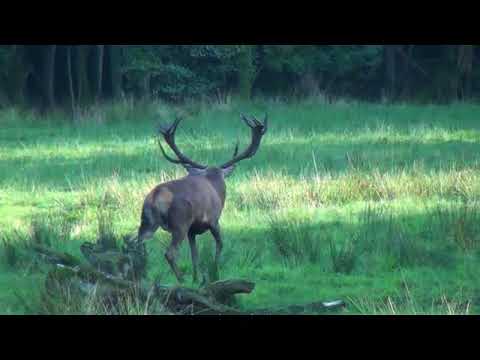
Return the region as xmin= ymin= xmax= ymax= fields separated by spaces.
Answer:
xmin=262 ymin=114 xmax=268 ymax=134
xmin=242 ymin=114 xmax=267 ymax=130
xmin=158 ymin=117 xmax=180 ymax=136
xmin=171 ymin=117 xmax=181 ymax=133
xmin=241 ymin=114 xmax=256 ymax=128
xmin=157 ymin=117 xmax=207 ymax=169
xmin=157 ymin=138 xmax=183 ymax=164
xmin=158 ymin=124 xmax=170 ymax=136
xmin=219 ymin=113 xmax=268 ymax=169
xmin=157 ymin=124 xmax=167 ymax=134
xmin=233 ymin=141 xmax=239 ymax=158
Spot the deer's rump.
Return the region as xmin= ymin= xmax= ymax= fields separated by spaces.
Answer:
xmin=142 ymin=179 xmax=222 ymax=234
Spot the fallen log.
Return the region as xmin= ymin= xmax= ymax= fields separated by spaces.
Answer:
xmin=33 ymin=244 xmax=146 ymax=305
xmin=32 ymin=244 xmax=82 ymax=268
xmin=33 ymin=241 xmax=345 ymax=315
xmin=151 ymin=279 xmax=256 ymax=315
xmin=204 ymin=279 xmax=255 ymax=305
xmin=248 ymin=300 xmax=346 ymax=315
xmin=33 ymin=244 xmax=254 ymax=314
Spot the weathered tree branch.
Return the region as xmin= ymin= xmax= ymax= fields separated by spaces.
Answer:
xmin=33 ymin=242 xmax=344 ymax=315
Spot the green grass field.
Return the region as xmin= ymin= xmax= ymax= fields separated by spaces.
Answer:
xmin=1 ymin=98 xmax=480 ymax=314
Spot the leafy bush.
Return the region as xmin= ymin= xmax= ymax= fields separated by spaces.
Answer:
xmin=122 ymin=45 xmax=254 ymax=102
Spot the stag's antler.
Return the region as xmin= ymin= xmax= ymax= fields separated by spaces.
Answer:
xmin=219 ymin=114 xmax=268 ymax=169
xmin=157 ymin=118 xmax=207 ymax=170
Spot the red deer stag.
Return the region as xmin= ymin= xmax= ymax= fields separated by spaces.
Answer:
xmin=134 ymin=115 xmax=267 ymax=283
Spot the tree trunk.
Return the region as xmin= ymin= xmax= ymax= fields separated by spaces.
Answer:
xmin=94 ymin=45 xmax=104 ymax=102
xmin=75 ymin=45 xmax=92 ymax=106
xmin=66 ymin=46 xmax=76 ymax=119
xmin=107 ymin=45 xmax=122 ymax=99
xmin=6 ymin=45 xmax=31 ymax=107
xmin=457 ymin=45 xmax=474 ymax=100
xmin=237 ymin=45 xmax=257 ymax=100
xmin=384 ymin=45 xmax=397 ymax=101
xmin=0 ymin=79 xmax=9 ymax=107
xmin=138 ymin=72 xmax=151 ymax=100
xmin=42 ymin=45 xmax=56 ymax=110
xmin=447 ymin=45 xmax=460 ymax=102
xmin=399 ymin=45 xmax=415 ymax=100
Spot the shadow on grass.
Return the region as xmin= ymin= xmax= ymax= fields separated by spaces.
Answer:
xmin=136 ymin=201 xmax=471 ymax=283
xmin=1 ymin=199 xmax=479 ymax=314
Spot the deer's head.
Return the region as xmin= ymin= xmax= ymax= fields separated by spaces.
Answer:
xmin=157 ymin=114 xmax=268 ymax=181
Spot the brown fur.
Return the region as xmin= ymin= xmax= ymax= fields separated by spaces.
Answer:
xmin=138 ymin=169 xmax=226 ymax=283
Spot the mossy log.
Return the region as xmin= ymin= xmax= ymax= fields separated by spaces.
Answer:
xmin=33 ymin=244 xmax=144 ymax=302
xmin=32 ymin=244 xmax=82 ymax=268
xmin=32 ymin=243 xmax=254 ymax=314
xmin=204 ymin=279 xmax=255 ymax=303
xmin=33 ymin=242 xmax=345 ymax=315
xmin=247 ymin=300 xmax=346 ymax=315
xmin=152 ymin=280 xmax=256 ymax=315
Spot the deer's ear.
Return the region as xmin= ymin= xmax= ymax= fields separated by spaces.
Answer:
xmin=186 ymin=167 xmax=207 ymax=176
xmin=222 ymin=165 xmax=236 ymax=178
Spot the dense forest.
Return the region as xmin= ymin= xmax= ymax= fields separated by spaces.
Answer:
xmin=0 ymin=45 xmax=478 ymax=113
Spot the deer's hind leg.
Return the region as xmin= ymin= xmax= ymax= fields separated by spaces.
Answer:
xmin=165 ymin=199 xmax=193 ymax=284
xmin=165 ymin=228 xmax=188 ymax=283
xmin=210 ymin=223 xmax=223 ymax=273
xmin=137 ymin=207 xmax=160 ymax=243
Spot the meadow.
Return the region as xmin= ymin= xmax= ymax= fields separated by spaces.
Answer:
xmin=1 ymin=97 xmax=480 ymax=315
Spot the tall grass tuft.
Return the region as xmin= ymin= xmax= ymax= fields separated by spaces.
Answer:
xmin=1 ymin=237 xmax=18 ymax=268
xmin=96 ymin=208 xmax=118 ymax=250
xmin=434 ymin=201 xmax=480 ymax=252
xmin=349 ymin=293 xmax=471 ymax=315
xmin=268 ymin=210 xmax=322 ymax=267
xmin=329 ymin=237 xmax=357 ymax=274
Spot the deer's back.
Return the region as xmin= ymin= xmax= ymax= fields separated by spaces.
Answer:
xmin=144 ymin=176 xmax=223 ymax=232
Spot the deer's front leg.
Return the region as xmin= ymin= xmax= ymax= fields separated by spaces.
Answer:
xmin=188 ymin=230 xmax=199 ymax=283
xmin=165 ymin=229 xmax=186 ymax=283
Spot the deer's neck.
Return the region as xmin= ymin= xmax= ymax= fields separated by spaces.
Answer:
xmin=206 ymin=174 xmax=227 ymax=205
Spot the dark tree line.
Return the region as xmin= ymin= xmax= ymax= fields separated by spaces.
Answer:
xmin=0 ymin=45 xmax=123 ymax=113
xmin=0 ymin=45 xmax=478 ymax=113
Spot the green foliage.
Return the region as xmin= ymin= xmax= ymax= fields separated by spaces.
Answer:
xmin=258 ymin=45 xmax=383 ymax=98
xmin=0 ymin=45 xmax=478 ymax=108
xmin=121 ymin=45 xmax=251 ymax=102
